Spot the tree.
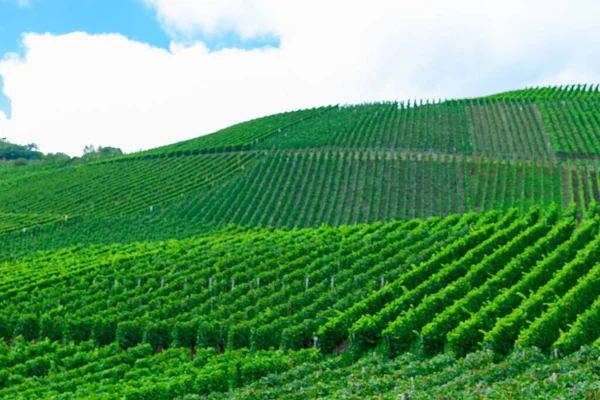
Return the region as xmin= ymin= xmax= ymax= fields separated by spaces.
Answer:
xmin=44 ymin=152 xmax=70 ymax=161
xmin=0 ymin=140 xmax=43 ymax=161
xmin=26 ymin=143 xmax=39 ymax=152
xmin=98 ymin=146 xmax=123 ymax=158
xmin=83 ymin=144 xmax=96 ymax=155
xmin=81 ymin=145 xmax=123 ymax=161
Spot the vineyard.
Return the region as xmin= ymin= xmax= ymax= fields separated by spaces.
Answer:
xmin=1 ymin=84 xmax=600 ymax=398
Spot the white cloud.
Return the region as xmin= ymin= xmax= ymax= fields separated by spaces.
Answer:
xmin=142 ymin=0 xmax=278 ymax=40
xmin=1 ymin=0 xmax=600 ymax=156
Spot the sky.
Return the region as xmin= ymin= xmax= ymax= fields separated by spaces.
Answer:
xmin=0 ymin=1 xmax=599 ymax=156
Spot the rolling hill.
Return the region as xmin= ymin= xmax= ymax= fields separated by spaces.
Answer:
xmin=1 ymin=84 xmax=600 ymax=398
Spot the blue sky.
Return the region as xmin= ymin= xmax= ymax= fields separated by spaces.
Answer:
xmin=0 ymin=0 xmax=598 ymax=156
xmin=0 ymin=0 xmax=279 ymax=118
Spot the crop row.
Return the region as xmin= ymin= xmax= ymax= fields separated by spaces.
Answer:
xmin=137 ymin=106 xmax=331 ymax=157
xmin=256 ymin=97 xmax=598 ymax=162
xmin=488 ymin=84 xmax=600 ymax=100
xmin=308 ymin=207 xmax=600 ymax=360
xmin=0 ymin=212 xmax=61 ymax=236
xmin=0 ymin=153 xmax=256 ymax=222
xmin=171 ymin=151 xmax=564 ymax=229
xmin=0 ymin=208 xmax=599 ymax=396
xmin=131 ymin=150 xmax=467 ymax=229
xmin=6 ymin=152 xmax=600 ymax=257
xmin=0 ymin=212 xmax=500 ymax=353
xmin=144 ymin=152 xmax=600 ymax=224
xmin=0 ymin=339 xmax=598 ymax=398
xmin=538 ymin=97 xmax=600 ymax=159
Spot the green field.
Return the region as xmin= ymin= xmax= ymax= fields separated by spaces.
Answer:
xmin=1 ymin=84 xmax=600 ymax=398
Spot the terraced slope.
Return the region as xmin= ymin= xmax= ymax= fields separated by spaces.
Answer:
xmin=5 ymin=151 xmax=597 ymax=255
xmin=3 ymin=85 xmax=600 ymax=398
xmin=138 ymin=106 xmax=331 ymax=157
xmin=1 ymin=208 xmax=600 ymax=397
xmin=0 ymin=153 xmax=258 ymax=236
xmin=257 ymin=100 xmax=554 ymax=161
xmin=256 ymin=87 xmax=600 ymax=162
xmin=3 ymin=84 xmax=600 ymax=255
xmin=488 ymin=83 xmax=600 ymax=100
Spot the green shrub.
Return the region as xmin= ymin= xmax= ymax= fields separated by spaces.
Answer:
xmin=172 ymin=320 xmax=198 ymax=349
xmin=144 ymin=321 xmax=171 ymax=352
xmin=196 ymin=320 xmax=220 ymax=349
xmin=15 ymin=314 xmax=39 ymax=342
xmin=63 ymin=318 xmax=93 ymax=344
xmin=0 ymin=315 xmax=12 ymax=341
xmin=117 ymin=321 xmax=144 ymax=350
xmin=92 ymin=318 xmax=117 ymax=347
xmin=40 ymin=314 xmax=62 ymax=342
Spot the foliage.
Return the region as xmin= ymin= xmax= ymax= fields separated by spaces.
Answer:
xmin=1 ymin=84 xmax=600 ymax=398
xmin=0 ymin=141 xmax=43 ymax=161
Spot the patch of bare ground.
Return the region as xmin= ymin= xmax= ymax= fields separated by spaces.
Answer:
xmin=334 ymin=340 xmax=350 ymax=354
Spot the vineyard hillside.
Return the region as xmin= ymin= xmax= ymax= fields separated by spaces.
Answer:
xmin=1 ymin=84 xmax=600 ymax=398
xmin=3 ymin=85 xmax=600 ymax=252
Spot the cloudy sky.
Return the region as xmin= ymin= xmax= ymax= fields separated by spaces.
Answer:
xmin=0 ymin=0 xmax=599 ymax=156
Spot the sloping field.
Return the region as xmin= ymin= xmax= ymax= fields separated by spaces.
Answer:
xmin=5 ymin=150 xmax=600 ymax=257
xmin=2 ymin=85 xmax=600 ymax=238
xmin=2 ymin=84 xmax=600 ymax=398
xmin=0 ymin=208 xmax=600 ymax=397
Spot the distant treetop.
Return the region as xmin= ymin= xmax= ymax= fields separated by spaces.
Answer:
xmin=0 ymin=140 xmax=43 ymax=161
